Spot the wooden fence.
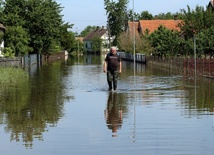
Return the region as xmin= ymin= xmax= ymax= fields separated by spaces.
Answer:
xmin=147 ymin=56 xmax=214 ymax=78
xmin=0 ymin=51 xmax=68 ymax=68
xmin=118 ymin=52 xmax=214 ymax=78
xmin=0 ymin=57 xmax=22 ymax=67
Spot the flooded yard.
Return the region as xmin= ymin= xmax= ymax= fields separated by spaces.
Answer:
xmin=1 ymin=55 xmax=214 ymax=155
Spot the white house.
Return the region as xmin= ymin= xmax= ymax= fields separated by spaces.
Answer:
xmin=83 ymin=26 xmax=114 ymax=53
xmin=0 ymin=23 xmax=6 ymax=57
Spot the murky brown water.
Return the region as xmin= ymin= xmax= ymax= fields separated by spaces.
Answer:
xmin=1 ymin=54 xmax=214 ymax=155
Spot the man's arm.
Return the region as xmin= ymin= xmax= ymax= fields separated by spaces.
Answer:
xmin=103 ymin=61 xmax=107 ymax=73
xmin=119 ymin=61 xmax=122 ymax=73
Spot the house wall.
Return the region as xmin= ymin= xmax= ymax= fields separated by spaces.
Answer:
xmin=84 ymin=41 xmax=92 ymax=52
xmin=0 ymin=28 xmax=4 ymax=57
xmin=83 ymin=30 xmax=114 ymax=53
xmin=0 ymin=41 xmax=4 ymax=57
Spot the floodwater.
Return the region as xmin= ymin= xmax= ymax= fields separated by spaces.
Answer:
xmin=1 ymin=54 xmax=214 ymax=155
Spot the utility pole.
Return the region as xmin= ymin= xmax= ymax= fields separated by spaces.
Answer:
xmin=133 ymin=0 xmax=136 ymax=72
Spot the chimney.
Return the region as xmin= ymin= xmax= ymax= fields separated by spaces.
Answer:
xmin=95 ymin=26 xmax=99 ymax=31
xmin=174 ymin=15 xmax=178 ymax=21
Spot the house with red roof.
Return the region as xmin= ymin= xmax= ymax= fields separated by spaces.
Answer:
xmin=83 ymin=26 xmax=113 ymax=52
xmin=138 ymin=19 xmax=181 ymax=35
xmin=127 ymin=18 xmax=181 ymax=37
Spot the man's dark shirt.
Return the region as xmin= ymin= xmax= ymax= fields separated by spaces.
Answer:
xmin=105 ymin=52 xmax=121 ymax=72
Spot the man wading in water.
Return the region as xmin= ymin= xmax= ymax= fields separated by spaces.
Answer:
xmin=103 ymin=46 xmax=122 ymax=91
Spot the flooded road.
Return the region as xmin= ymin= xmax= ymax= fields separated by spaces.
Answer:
xmin=1 ymin=54 xmax=214 ymax=155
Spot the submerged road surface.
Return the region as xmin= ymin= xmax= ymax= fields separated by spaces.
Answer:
xmin=1 ymin=54 xmax=214 ymax=155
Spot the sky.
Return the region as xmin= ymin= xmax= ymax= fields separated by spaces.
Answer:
xmin=55 ymin=0 xmax=210 ymax=34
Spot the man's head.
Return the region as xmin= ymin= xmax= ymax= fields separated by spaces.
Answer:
xmin=110 ymin=46 xmax=117 ymax=55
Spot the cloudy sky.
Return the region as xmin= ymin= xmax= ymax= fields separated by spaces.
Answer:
xmin=55 ymin=0 xmax=210 ymax=33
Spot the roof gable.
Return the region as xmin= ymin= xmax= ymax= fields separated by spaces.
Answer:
xmin=127 ymin=22 xmax=139 ymax=34
xmin=83 ymin=26 xmax=107 ymax=41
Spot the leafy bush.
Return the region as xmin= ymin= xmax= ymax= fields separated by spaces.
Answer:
xmin=3 ymin=47 xmax=15 ymax=58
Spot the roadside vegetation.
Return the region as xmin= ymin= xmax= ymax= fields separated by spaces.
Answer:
xmin=0 ymin=67 xmax=28 ymax=85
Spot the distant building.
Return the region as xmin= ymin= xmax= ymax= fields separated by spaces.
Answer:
xmin=0 ymin=23 xmax=6 ymax=57
xmin=127 ymin=18 xmax=182 ymax=36
xmin=139 ymin=19 xmax=181 ymax=35
xmin=83 ymin=26 xmax=113 ymax=53
xmin=75 ymin=37 xmax=84 ymax=43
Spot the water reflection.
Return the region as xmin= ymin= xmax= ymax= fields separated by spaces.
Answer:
xmin=0 ymin=61 xmax=67 ymax=148
xmin=104 ymin=92 xmax=123 ymax=137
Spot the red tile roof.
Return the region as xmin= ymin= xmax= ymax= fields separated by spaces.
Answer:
xmin=139 ymin=20 xmax=182 ymax=34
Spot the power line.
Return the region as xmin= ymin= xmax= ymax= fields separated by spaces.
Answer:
xmin=194 ymin=0 xmax=209 ymax=6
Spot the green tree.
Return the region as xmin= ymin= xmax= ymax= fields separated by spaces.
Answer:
xmin=118 ymin=32 xmax=153 ymax=55
xmin=1 ymin=0 xmax=72 ymax=55
xmin=149 ymin=25 xmax=181 ymax=57
xmin=104 ymin=0 xmax=129 ymax=45
xmin=25 ymin=0 xmax=65 ymax=54
xmin=60 ymin=25 xmax=75 ymax=52
xmin=4 ymin=26 xmax=31 ymax=56
xmin=80 ymin=26 xmax=97 ymax=37
xmin=179 ymin=5 xmax=214 ymax=39
xmin=137 ymin=11 xmax=153 ymax=20
xmin=91 ymin=36 xmax=102 ymax=52
xmin=197 ymin=26 xmax=214 ymax=58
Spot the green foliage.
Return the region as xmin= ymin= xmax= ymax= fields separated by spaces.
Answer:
xmin=118 ymin=32 xmax=153 ymax=55
xmin=4 ymin=26 xmax=31 ymax=56
xmin=149 ymin=25 xmax=182 ymax=57
xmin=179 ymin=5 xmax=214 ymax=39
xmin=3 ymin=47 xmax=15 ymax=58
xmin=0 ymin=0 xmax=3 ymax=12
xmin=0 ymin=67 xmax=29 ymax=85
xmin=60 ymin=28 xmax=75 ymax=52
xmin=0 ymin=31 xmax=3 ymax=42
xmin=197 ymin=26 xmax=214 ymax=58
xmin=71 ymin=40 xmax=84 ymax=53
xmin=1 ymin=0 xmax=74 ymax=55
xmin=104 ymin=0 xmax=129 ymax=45
xmin=137 ymin=11 xmax=153 ymax=20
xmin=80 ymin=25 xmax=97 ymax=37
xmin=91 ymin=36 xmax=102 ymax=52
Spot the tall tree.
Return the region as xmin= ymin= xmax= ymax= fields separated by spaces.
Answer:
xmin=1 ymin=0 xmax=73 ymax=55
xmin=149 ymin=25 xmax=182 ymax=57
xmin=2 ymin=0 xmax=30 ymax=56
xmin=4 ymin=26 xmax=32 ymax=56
xmin=137 ymin=11 xmax=153 ymax=20
xmin=25 ymin=0 xmax=65 ymax=53
xmin=104 ymin=0 xmax=129 ymax=46
xmin=179 ymin=5 xmax=214 ymax=39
